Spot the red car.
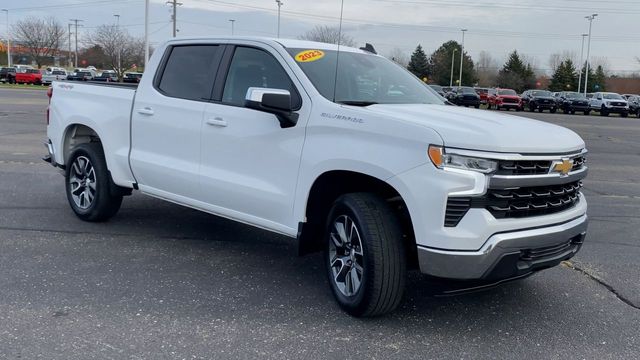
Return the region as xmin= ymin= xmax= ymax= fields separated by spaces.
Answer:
xmin=474 ymin=87 xmax=489 ymax=105
xmin=487 ymin=88 xmax=523 ymax=111
xmin=15 ymin=69 xmax=43 ymax=85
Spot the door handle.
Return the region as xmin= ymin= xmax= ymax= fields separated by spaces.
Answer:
xmin=206 ymin=117 xmax=228 ymax=127
xmin=137 ymin=107 xmax=154 ymax=116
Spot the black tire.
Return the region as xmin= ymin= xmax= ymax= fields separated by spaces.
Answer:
xmin=571 ymin=110 xmax=575 ymax=115
xmin=474 ymin=104 xmax=480 ymax=109
xmin=538 ymin=108 xmax=543 ymax=113
xmin=528 ymin=104 xmax=535 ymax=112
xmin=65 ymin=142 xmax=123 ymax=221
xmin=563 ymin=107 xmax=569 ymax=114
xmin=584 ymin=110 xmax=590 ymax=116
xmin=550 ymin=108 xmax=556 ymax=114
xmin=621 ymin=112 xmax=628 ymax=118
xmin=325 ymin=193 xmax=406 ymax=317
xmin=600 ymin=106 xmax=609 ymax=117
xmin=516 ymin=106 xmax=522 ymax=112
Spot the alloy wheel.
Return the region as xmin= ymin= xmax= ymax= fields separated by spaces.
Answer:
xmin=329 ymin=215 xmax=364 ymax=297
xmin=68 ymin=155 xmax=96 ymax=209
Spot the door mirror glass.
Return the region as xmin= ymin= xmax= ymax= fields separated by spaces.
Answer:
xmin=245 ymin=87 xmax=298 ymax=128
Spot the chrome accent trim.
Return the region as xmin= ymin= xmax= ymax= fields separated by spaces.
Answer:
xmin=417 ymin=214 xmax=588 ymax=279
xmin=489 ymin=166 xmax=587 ymax=189
xmin=446 ymin=147 xmax=587 ymax=161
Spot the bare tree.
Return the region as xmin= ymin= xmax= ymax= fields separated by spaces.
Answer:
xmin=549 ymin=51 xmax=577 ymax=72
xmin=476 ymin=50 xmax=498 ymax=86
xmin=12 ymin=16 xmax=66 ymax=68
xmin=385 ymin=48 xmax=408 ymax=68
xmin=87 ymin=25 xmax=145 ymax=80
xmin=298 ymin=25 xmax=356 ymax=47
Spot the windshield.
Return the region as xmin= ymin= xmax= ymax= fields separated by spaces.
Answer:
xmin=498 ymin=89 xmax=517 ymax=96
xmin=564 ymin=92 xmax=585 ymax=99
xmin=531 ymin=90 xmax=552 ymax=97
xmin=286 ymin=48 xmax=443 ymax=105
xmin=26 ymin=69 xmax=40 ymax=74
xmin=603 ymin=93 xmax=623 ymax=100
xmin=429 ymin=85 xmax=442 ymax=91
xmin=52 ymin=71 xmax=65 ymax=75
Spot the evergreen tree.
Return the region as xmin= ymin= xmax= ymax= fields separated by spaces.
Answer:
xmin=497 ymin=50 xmax=536 ymax=92
xmin=549 ymin=59 xmax=578 ymax=91
xmin=427 ymin=40 xmax=476 ymax=86
xmin=593 ymin=65 xmax=607 ymax=92
xmin=577 ymin=65 xmax=596 ymax=93
xmin=407 ymin=45 xmax=430 ymax=81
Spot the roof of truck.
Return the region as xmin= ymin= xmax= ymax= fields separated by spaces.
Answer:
xmin=162 ymin=36 xmax=371 ymax=54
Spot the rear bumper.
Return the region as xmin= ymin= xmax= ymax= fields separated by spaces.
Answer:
xmin=417 ymin=214 xmax=587 ymax=280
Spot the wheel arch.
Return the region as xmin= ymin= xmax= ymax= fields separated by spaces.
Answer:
xmin=298 ymin=170 xmax=418 ymax=268
xmin=61 ymin=123 xmax=103 ymax=165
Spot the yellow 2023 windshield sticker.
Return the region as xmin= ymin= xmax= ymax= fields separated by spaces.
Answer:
xmin=295 ymin=50 xmax=325 ymax=63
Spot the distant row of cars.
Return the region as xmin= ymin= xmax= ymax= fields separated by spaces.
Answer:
xmin=428 ymin=84 xmax=640 ymax=117
xmin=0 ymin=65 xmax=143 ymax=85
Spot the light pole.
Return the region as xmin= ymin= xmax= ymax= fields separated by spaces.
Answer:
xmin=114 ymin=14 xmax=121 ymax=74
xmin=144 ymin=0 xmax=149 ymax=68
xmin=449 ymin=48 xmax=457 ymax=87
xmin=68 ymin=23 xmax=72 ymax=68
xmin=1 ymin=9 xmax=10 ymax=67
xmin=276 ymin=0 xmax=283 ymax=38
xmin=458 ymin=29 xmax=467 ymax=87
xmin=577 ymin=33 xmax=587 ymax=93
xmin=584 ymin=14 xmax=598 ymax=95
xmin=229 ymin=19 xmax=235 ymax=35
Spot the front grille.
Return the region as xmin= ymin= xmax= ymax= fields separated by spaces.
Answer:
xmin=571 ymin=156 xmax=585 ymax=171
xmin=503 ymin=98 xmax=518 ymax=104
xmin=444 ymin=181 xmax=582 ymax=226
xmin=496 ymin=160 xmax=551 ymax=175
xmin=611 ymin=102 xmax=625 ymax=106
xmin=480 ymin=181 xmax=582 ymax=219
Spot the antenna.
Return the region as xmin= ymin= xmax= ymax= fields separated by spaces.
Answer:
xmin=331 ymin=0 xmax=345 ymax=103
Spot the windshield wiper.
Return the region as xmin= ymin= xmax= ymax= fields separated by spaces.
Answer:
xmin=336 ymin=100 xmax=378 ymax=106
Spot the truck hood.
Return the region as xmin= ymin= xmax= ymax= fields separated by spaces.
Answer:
xmin=364 ymin=104 xmax=585 ymax=154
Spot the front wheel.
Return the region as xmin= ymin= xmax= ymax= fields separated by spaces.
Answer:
xmin=550 ymin=108 xmax=557 ymax=114
xmin=584 ymin=110 xmax=591 ymax=116
xmin=325 ymin=193 xmax=406 ymax=317
xmin=65 ymin=143 xmax=123 ymax=221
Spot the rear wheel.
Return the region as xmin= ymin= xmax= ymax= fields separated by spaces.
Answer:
xmin=65 ymin=143 xmax=123 ymax=221
xmin=550 ymin=108 xmax=557 ymax=114
xmin=621 ymin=112 xmax=628 ymax=118
xmin=584 ymin=110 xmax=591 ymax=116
xmin=325 ymin=193 xmax=406 ymax=317
xmin=528 ymin=103 xmax=535 ymax=112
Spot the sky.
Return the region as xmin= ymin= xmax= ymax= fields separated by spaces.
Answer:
xmin=0 ymin=0 xmax=639 ymax=76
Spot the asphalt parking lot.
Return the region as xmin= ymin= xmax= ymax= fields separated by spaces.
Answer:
xmin=1 ymin=88 xmax=639 ymax=359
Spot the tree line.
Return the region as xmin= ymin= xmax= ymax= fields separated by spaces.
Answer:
xmin=6 ymin=16 xmax=145 ymax=80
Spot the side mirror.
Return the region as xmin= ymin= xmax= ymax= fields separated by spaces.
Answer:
xmin=245 ymin=87 xmax=299 ymax=128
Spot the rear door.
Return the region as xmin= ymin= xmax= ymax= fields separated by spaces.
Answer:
xmin=199 ymin=44 xmax=310 ymax=230
xmin=129 ymin=44 xmax=223 ymax=200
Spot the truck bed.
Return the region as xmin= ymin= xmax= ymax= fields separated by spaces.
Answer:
xmin=48 ymin=80 xmax=138 ymax=188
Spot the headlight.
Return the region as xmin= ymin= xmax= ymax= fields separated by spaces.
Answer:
xmin=428 ymin=145 xmax=498 ymax=174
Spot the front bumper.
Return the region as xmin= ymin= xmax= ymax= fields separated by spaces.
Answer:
xmin=417 ymin=214 xmax=587 ymax=280
xmin=604 ymin=106 xmax=629 ymax=114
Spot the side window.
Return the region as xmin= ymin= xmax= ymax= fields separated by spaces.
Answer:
xmin=222 ymin=47 xmax=301 ymax=109
xmin=157 ymin=45 xmax=221 ymax=101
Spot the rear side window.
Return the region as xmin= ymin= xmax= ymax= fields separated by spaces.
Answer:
xmin=158 ymin=45 xmax=221 ymax=101
xmin=222 ymin=47 xmax=301 ymax=108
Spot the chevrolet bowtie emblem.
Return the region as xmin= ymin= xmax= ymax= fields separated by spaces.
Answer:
xmin=552 ymin=159 xmax=573 ymax=175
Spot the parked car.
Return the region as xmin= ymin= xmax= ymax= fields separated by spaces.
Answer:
xmin=0 ymin=67 xmax=17 ymax=84
xmin=67 ymin=71 xmax=94 ymax=81
xmin=446 ymin=86 xmax=481 ymax=108
xmin=42 ymin=70 xmax=68 ymax=85
xmin=589 ymin=92 xmax=629 ymax=117
xmin=555 ymin=91 xmax=591 ymax=115
xmin=521 ymin=90 xmax=558 ymax=113
xmin=474 ymin=87 xmax=489 ymax=105
xmin=621 ymin=94 xmax=638 ymax=100
xmin=93 ymin=71 xmax=119 ymax=82
xmin=627 ymin=95 xmax=640 ymax=117
xmin=123 ymin=72 xmax=143 ymax=83
xmin=487 ymin=88 xmax=522 ymax=111
xmin=428 ymin=84 xmax=446 ymax=97
xmin=45 ymin=37 xmax=588 ymax=317
xmin=15 ymin=68 xmax=43 ymax=85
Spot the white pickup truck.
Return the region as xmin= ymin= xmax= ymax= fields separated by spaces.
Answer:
xmin=45 ymin=37 xmax=588 ymax=316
